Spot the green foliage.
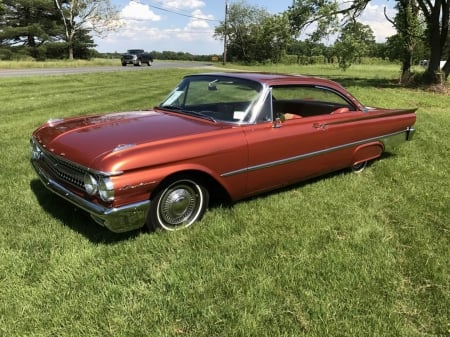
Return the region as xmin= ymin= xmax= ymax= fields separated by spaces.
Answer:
xmin=0 ymin=65 xmax=448 ymax=336
xmin=334 ymin=21 xmax=376 ymax=70
xmin=214 ymin=1 xmax=292 ymax=63
xmin=288 ymin=0 xmax=339 ymax=39
xmin=280 ymin=54 xmax=298 ymax=65
xmin=53 ymin=0 xmax=120 ymax=59
xmin=0 ymin=0 xmax=62 ymax=58
xmin=0 ymin=0 xmax=112 ymax=60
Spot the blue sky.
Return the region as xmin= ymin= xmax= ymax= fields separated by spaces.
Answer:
xmin=94 ymin=0 xmax=396 ymax=54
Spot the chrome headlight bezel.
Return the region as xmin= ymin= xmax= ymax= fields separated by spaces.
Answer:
xmin=84 ymin=173 xmax=99 ymax=196
xmin=98 ymin=177 xmax=115 ymax=202
xmin=30 ymin=140 xmax=43 ymax=160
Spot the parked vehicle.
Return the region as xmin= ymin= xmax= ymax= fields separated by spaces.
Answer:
xmin=30 ymin=72 xmax=416 ymax=232
xmin=121 ymin=49 xmax=153 ymax=66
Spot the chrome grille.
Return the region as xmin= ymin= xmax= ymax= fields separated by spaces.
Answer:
xmin=35 ymin=145 xmax=88 ymax=190
xmin=45 ymin=154 xmax=85 ymax=188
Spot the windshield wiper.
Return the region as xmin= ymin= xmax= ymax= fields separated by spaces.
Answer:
xmin=158 ymin=105 xmax=216 ymax=122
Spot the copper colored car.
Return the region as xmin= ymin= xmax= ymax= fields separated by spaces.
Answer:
xmin=30 ymin=73 xmax=416 ymax=232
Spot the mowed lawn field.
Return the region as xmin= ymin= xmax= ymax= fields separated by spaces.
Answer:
xmin=0 ymin=64 xmax=448 ymax=337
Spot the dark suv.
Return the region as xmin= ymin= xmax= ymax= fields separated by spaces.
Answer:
xmin=121 ymin=49 xmax=153 ymax=66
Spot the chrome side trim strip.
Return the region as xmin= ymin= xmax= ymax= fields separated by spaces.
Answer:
xmin=221 ymin=128 xmax=413 ymax=177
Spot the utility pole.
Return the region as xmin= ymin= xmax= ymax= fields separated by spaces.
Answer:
xmin=223 ymin=0 xmax=228 ymax=65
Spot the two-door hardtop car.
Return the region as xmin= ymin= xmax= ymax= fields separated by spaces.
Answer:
xmin=31 ymin=72 xmax=416 ymax=232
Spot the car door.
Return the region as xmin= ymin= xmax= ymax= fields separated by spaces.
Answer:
xmin=242 ymin=85 xmax=362 ymax=196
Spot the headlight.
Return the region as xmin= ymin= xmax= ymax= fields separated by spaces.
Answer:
xmin=84 ymin=174 xmax=98 ymax=195
xmin=98 ymin=177 xmax=115 ymax=202
xmin=30 ymin=140 xmax=42 ymax=160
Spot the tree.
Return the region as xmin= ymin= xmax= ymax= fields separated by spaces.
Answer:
xmin=0 ymin=0 xmax=62 ymax=59
xmin=334 ymin=21 xmax=375 ymax=70
xmin=385 ymin=0 xmax=423 ymax=83
xmin=416 ymin=0 xmax=450 ymax=82
xmin=214 ymin=1 xmax=291 ymax=63
xmin=287 ymin=0 xmax=369 ymax=41
xmin=255 ymin=14 xmax=292 ymax=63
xmin=287 ymin=40 xmax=332 ymax=64
xmin=53 ymin=0 xmax=120 ymax=59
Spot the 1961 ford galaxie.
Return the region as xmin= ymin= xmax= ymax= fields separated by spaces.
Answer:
xmin=31 ymin=72 xmax=416 ymax=232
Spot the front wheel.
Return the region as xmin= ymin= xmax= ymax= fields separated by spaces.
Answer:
xmin=147 ymin=177 xmax=209 ymax=231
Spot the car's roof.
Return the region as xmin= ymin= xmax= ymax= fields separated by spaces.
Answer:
xmin=189 ymin=72 xmax=342 ymax=88
xmin=186 ymin=72 xmax=363 ymax=110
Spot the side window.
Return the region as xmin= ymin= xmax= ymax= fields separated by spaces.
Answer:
xmin=272 ymin=85 xmax=354 ymax=119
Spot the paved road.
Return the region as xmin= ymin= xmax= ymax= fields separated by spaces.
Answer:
xmin=0 ymin=60 xmax=218 ymax=77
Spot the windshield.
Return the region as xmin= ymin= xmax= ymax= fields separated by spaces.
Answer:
xmin=127 ymin=49 xmax=144 ymax=54
xmin=158 ymin=75 xmax=264 ymax=124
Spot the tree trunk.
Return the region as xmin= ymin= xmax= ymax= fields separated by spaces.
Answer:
xmin=68 ymin=46 xmax=74 ymax=60
xmin=442 ymin=59 xmax=450 ymax=80
xmin=400 ymin=49 xmax=413 ymax=84
xmin=422 ymin=0 xmax=449 ymax=84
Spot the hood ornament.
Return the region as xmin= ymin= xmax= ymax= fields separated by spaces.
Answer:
xmin=112 ymin=143 xmax=136 ymax=152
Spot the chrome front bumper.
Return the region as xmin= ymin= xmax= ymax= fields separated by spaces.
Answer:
xmin=31 ymin=160 xmax=149 ymax=233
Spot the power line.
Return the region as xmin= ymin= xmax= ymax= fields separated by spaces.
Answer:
xmin=140 ymin=0 xmax=220 ymax=23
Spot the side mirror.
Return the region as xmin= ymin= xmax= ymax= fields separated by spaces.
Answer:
xmin=272 ymin=117 xmax=283 ymax=128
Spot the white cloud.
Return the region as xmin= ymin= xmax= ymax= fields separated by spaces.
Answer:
xmin=186 ymin=9 xmax=214 ymax=29
xmin=95 ymin=0 xmax=222 ymax=54
xmin=359 ymin=3 xmax=396 ymax=42
xmin=120 ymin=1 xmax=161 ymax=22
xmin=165 ymin=0 xmax=205 ymax=10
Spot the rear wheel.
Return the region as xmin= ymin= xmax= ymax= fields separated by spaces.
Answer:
xmin=147 ymin=177 xmax=209 ymax=231
xmin=351 ymin=161 xmax=368 ymax=173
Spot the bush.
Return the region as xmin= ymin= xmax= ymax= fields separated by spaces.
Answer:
xmin=280 ymin=54 xmax=297 ymax=65
xmin=0 ymin=47 xmax=34 ymax=61
xmin=0 ymin=48 xmax=13 ymax=60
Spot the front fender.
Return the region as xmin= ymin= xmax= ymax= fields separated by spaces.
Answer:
xmin=111 ymin=159 xmax=248 ymax=208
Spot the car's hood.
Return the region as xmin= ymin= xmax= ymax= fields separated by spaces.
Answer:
xmin=32 ymin=109 xmax=225 ymax=170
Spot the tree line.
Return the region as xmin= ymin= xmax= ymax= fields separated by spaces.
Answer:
xmin=215 ymin=0 xmax=450 ymax=84
xmin=1 ymin=0 xmax=449 ymax=84
xmin=0 ymin=0 xmax=118 ymax=61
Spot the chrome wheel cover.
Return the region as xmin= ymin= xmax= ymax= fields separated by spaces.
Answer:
xmin=351 ymin=161 xmax=368 ymax=173
xmin=156 ymin=180 xmax=204 ymax=231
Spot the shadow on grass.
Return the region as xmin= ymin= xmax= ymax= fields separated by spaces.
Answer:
xmin=323 ymin=76 xmax=400 ymax=89
xmin=30 ymin=180 xmax=142 ymax=244
xmin=29 ymin=153 xmax=395 ymax=242
xmin=228 ymin=153 xmax=395 ymax=205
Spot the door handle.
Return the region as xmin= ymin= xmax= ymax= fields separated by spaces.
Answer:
xmin=313 ymin=122 xmax=326 ymax=129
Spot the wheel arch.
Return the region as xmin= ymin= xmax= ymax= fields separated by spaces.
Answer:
xmin=351 ymin=141 xmax=384 ymax=167
xmin=150 ymin=169 xmax=231 ymax=204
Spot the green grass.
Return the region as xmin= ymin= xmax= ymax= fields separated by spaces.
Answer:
xmin=0 ymin=58 xmax=121 ymax=69
xmin=0 ymin=65 xmax=448 ymax=337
